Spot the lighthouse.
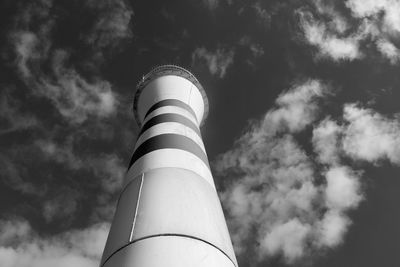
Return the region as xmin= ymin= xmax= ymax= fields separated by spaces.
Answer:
xmin=100 ymin=65 xmax=238 ymax=267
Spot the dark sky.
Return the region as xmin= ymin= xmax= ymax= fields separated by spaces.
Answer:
xmin=1 ymin=0 xmax=400 ymax=266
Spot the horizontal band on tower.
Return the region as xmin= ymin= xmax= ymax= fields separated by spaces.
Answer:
xmin=145 ymin=99 xmax=198 ymax=122
xmin=129 ymin=134 xmax=209 ymax=169
xmin=139 ymin=113 xmax=201 ymax=137
xmin=101 ymin=233 xmax=237 ymax=267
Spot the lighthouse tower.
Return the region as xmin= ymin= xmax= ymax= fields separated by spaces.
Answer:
xmin=100 ymin=65 xmax=238 ymax=267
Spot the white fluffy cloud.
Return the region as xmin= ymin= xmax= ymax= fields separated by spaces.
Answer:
xmin=324 ymin=166 xmax=362 ymax=210
xmin=270 ymin=79 xmax=327 ymax=132
xmin=260 ymin=219 xmax=311 ymax=263
xmin=300 ymin=0 xmax=400 ymax=63
xmin=313 ymin=104 xmax=400 ymax=166
xmin=215 ymin=80 xmax=364 ymax=263
xmin=342 ymin=104 xmax=400 ymax=164
xmin=216 ymin=80 xmax=400 ymax=264
xmin=312 ymin=118 xmax=341 ymax=164
xmin=300 ymin=15 xmax=362 ymax=61
xmin=346 ymin=0 xmax=400 ymax=32
xmin=0 ymin=219 xmax=109 ymax=267
xmin=315 ymin=209 xmax=350 ymax=247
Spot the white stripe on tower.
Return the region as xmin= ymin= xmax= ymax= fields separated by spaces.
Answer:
xmin=100 ymin=65 xmax=238 ymax=267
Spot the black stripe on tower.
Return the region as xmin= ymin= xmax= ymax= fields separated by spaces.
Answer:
xmin=139 ymin=113 xmax=201 ymax=137
xmin=144 ymin=99 xmax=198 ymax=122
xmin=128 ymin=134 xmax=209 ymax=169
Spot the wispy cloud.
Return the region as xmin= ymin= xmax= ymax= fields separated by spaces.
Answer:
xmin=0 ymin=153 xmax=45 ymax=196
xmin=0 ymin=87 xmax=39 ymax=135
xmin=39 ymin=49 xmax=119 ymax=124
xmin=238 ymin=36 xmax=265 ymax=67
xmin=202 ymin=0 xmax=220 ymax=10
xmin=252 ymin=2 xmax=272 ymax=28
xmin=83 ymin=0 xmax=133 ymax=57
xmin=191 ymin=46 xmax=235 ymax=78
xmin=0 ymin=0 xmax=135 ymax=233
xmin=36 ymin=138 xmax=126 ymax=221
xmin=6 ymin=0 xmax=132 ymax=125
xmin=42 ymin=188 xmax=80 ymax=223
xmin=9 ymin=31 xmax=43 ymax=78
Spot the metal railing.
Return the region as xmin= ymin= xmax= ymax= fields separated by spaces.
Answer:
xmin=133 ymin=65 xmax=209 ymax=127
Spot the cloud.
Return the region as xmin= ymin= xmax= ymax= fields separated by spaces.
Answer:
xmin=7 ymin=0 xmax=127 ymax=125
xmin=36 ymin=139 xmax=83 ymax=170
xmin=0 ymin=0 xmax=135 ymax=259
xmin=324 ymin=166 xmax=363 ymax=210
xmin=36 ymin=139 xmax=125 ymax=192
xmin=0 ymin=87 xmax=39 ymax=135
xmin=299 ymin=11 xmax=362 ymax=61
xmin=342 ymin=104 xmax=400 ymax=165
xmin=36 ymin=138 xmax=126 ymax=221
xmin=312 ymin=118 xmax=342 ymax=164
xmin=0 ymin=220 xmax=31 ymax=245
xmin=0 ymin=218 xmax=109 ymax=267
xmin=299 ymin=0 xmax=400 ymax=63
xmin=315 ymin=209 xmax=350 ymax=247
xmin=0 ymin=153 xmax=44 ymax=196
xmin=191 ymin=46 xmax=235 ymax=78
xmin=270 ymin=80 xmax=327 ymax=132
xmin=42 ymin=188 xmax=80 ymax=223
xmin=239 ymin=36 xmax=265 ymax=57
xmin=238 ymin=36 xmax=265 ymax=67
xmin=2 ymin=2 xmax=127 ymax=224
xmin=252 ymin=2 xmax=272 ymax=27
xmin=215 ymin=80 xmax=364 ymax=264
xmin=202 ymin=0 xmax=220 ymax=10
xmin=346 ymin=0 xmax=400 ymax=33
xmin=312 ymin=104 xmax=400 ymax=166
xmin=83 ymin=0 xmax=133 ymax=51
xmin=376 ymin=38 xmax=400 ymax=63
xmin=7 ymin=0 xmax=54 ymax=79
xmin=39 ymin=50 xmax=119 ymax=124
xmin=9 ymin=31 xmax=42 ymax=78
xmin=260 ymin=218 xmax=311 ymax=263
xmin=314 ymin=0 xmax=350 ymax=34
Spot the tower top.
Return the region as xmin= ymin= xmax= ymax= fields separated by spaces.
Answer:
xmin=133 ymin=65 xmax=209 ymax=127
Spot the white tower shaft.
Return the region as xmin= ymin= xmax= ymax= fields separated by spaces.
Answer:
xmin=100 ymin=65 xmax=238 ymax=267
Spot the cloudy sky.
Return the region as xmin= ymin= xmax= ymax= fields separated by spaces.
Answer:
xmin=1 ymin=0 xmax=400 ymax=266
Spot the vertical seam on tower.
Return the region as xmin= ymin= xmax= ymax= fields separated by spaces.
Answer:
xmin=188 ymin=83 xmax=193 ymax=104
xmin=129 ymin=173 xmax=144 ymax=242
